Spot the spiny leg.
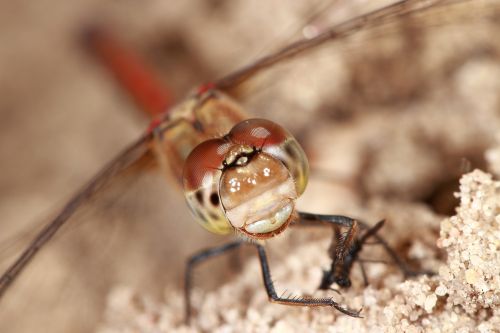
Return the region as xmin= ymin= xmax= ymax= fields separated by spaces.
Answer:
xmin=252 ymin=243 xmax=362 ymax=317
xmin=330 ymin=220 xmax=433 ymax=289
xmin=358 ymin=260 xmax=369 ymax=287
xmin=356 ymin=220 xmax=435 ymax=279
xmin=296 ymin=213 xmax=360 ymax=257
xmin=184 ymin=241 xmax=243 ymax=323
xmin=298 ymin=212 xmax=358 ymax=229
xmin=297 ymin=213 xmax=360 ymax=289
xmin=298 ymin=213 xmax=359 ymax=266
xmin=356 ymin=257 xmax=408 ymax=286
xmin=358 ymin=258 xmax=392 ymax=264
xmin=321 ymin=220 xmax=388 ymax=289
xmin=353 ymin=220 xmax=386 ymax=288
xmin=295 ymin=213 xmax=433 ymax=289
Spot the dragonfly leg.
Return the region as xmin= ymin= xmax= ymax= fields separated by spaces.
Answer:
xmin=184 ymin=240 xmax=244 ymax=324
xmin=357 ymin=260 xmax=369 ymax=287
xmin=297 ymin=213 xmax=359 ymax=265
xmin=321 ymin=220 xmax=401 ymax=289
xmin=295 ymin=213 xmax=434 ymax=290
xmin=361 ymin=224 xmax=436 ymax=279
xmin=252 ymin=243 xmax=362 ymax=318
xmin=297 ymin=213 xmax=360 ymax=289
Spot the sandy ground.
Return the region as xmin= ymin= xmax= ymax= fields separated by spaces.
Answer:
xmin=1 ymin=0 xmax=500 ymax=332
xmin=99 ymin=169 xmax=500 ymax=333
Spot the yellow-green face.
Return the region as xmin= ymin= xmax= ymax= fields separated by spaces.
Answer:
xmin=183 ymin=119 xmax=309 ymax=239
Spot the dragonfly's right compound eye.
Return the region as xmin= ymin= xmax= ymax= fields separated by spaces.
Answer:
xmin=183 ymin=119 xmax=309 ymax=240
xmin=183 ymin=138 xmax=234 ymax=235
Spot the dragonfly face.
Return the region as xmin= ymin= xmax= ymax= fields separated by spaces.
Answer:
xmin=183 ymin=118 xmax=309 ymax=239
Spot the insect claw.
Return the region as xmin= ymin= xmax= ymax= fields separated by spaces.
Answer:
xmin=334 ymin=303 xmax=363 ymax=318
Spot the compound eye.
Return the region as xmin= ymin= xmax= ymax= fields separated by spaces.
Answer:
xmin=228 ymin=118 xmax=288 ymax=148
xmin=183 ymin=139 xmax=233 ymax=235
xmin=183 ymin=139 xmax=230 ymax=191
xmin=228 ymin=118 xmax=309 ymax=196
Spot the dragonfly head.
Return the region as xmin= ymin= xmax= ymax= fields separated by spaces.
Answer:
xmin=183 ymin=119 xmax=309 ymax=240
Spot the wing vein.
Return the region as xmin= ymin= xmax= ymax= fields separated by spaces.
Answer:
xmin=0 ymin=132 xmax=153 ymax=299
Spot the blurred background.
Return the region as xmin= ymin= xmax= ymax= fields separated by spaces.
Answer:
xmin=1 ymin=0 xmax=500 ymax=332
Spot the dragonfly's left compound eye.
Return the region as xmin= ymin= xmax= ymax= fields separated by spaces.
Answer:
xmin=183 ymin=119 xmax=309 ymax=240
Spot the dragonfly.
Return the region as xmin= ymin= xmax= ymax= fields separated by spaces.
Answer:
xmin=1 ymin=0 xmax=498 ymax=331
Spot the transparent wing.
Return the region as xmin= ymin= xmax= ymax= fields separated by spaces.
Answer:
xmin=0 ymin=135 xmax=225 ymax=332
xmin=0 ymin=134 xmax=153 ymax=294
xmin=1 ymin=137 xmax=154 ymax=331
xmin=214 ymin=0 xmax=500 ymax=103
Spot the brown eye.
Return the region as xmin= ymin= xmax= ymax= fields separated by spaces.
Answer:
xmin=182 ymin=139 xmax=234 ymax=235
xmin=183 ymin=138 xmax=231 ymax=191
xmin=228 ymin=118 xmax=288 ymax=148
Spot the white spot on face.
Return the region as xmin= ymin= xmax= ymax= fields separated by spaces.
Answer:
xmin=245 ymin=177 xmax=256 ymax=185
xmin=229 ymin=177 xmax=240 ymax=193
xmin=263 ymin=167 xmax=271 ymax=177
